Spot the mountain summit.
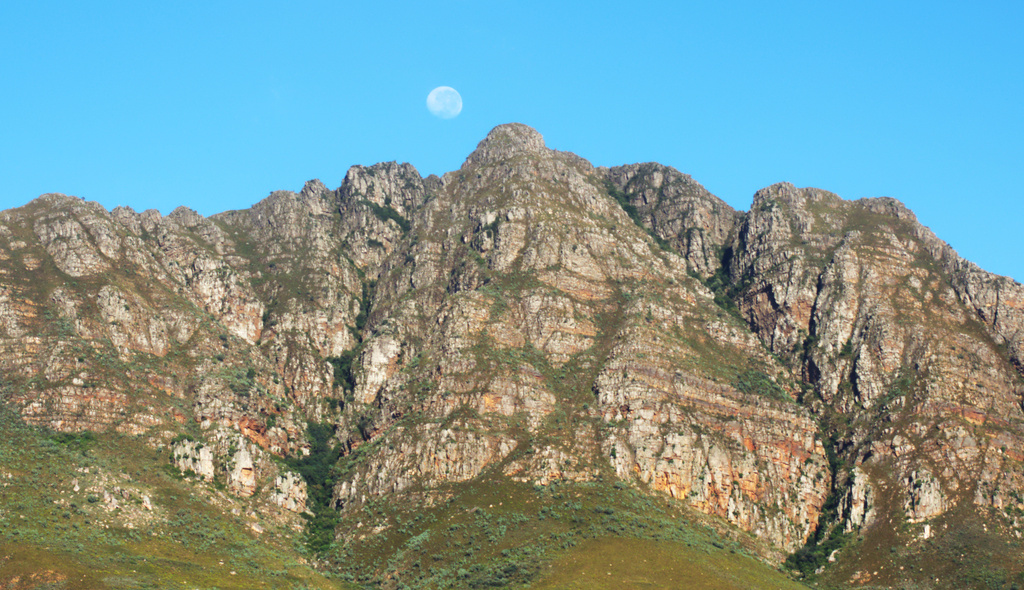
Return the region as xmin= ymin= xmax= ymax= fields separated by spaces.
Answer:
xmin=1 ymin=123 xmax=1022 ymax=588
xmin=464 ymin=122 xmax=548 ymax=167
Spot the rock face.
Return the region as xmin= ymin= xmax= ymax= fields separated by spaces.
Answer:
xmin=1 ymin=122 xmax=1023 ymax=573
xmin=171 ymin=439 xmax=216 ymax=481
xmin=718 ymin=182 xmax=1024 ymax=546
xmin=603 ymin=162 xmax=740 ymax=277
xmin=323 ymin=124 xmax=830 ymax=551
xmin=270 ymin=471 xmax=309 ymax=513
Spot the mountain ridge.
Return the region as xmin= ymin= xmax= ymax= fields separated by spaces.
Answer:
xmin=1 ymin=122 xmax=1023 ymax=588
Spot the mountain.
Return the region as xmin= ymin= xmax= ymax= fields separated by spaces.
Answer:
xmin=1 ymin=122 xmax=1023 ymax=589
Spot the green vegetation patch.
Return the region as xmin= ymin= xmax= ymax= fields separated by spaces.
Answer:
xmin=0 ymin=404 xmax=347 ymax=589
xmin=361 ymin=199 xmax=411 ymax=233
xmin=732 ymin=370 xmax=791 ymax=403
xmin=284 ymin=422 xmax=343 ymax=554
xmin=322 ymin=472 xmax=789 ymax=589
xmin=327 ymin=350 xmax=359 ymax=395
xmin=700 ymin=261 xmax=746 ymax=322
xmin=532 ymin=536 xmax=808 ymax=590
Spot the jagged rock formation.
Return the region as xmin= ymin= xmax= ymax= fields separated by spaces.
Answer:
xmin=327 ymin=124 xmax=829 ymax=550
xmin=1 ymin=122 xmax=1023 ymax=586
xmin=602 ymin=162 xmax=741 ymax=276
xmin=721 ymin=184 xmax=1024 ymax=538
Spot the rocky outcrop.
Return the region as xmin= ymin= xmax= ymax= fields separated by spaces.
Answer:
xmin=603 ymin=163 xmax=740 ymax=276
xmin=270 ymin=471 xmax=309 ymax=513
xmin=718 ymin=181 xmax=1024 ymax=544
xmin=461 ymin=122 xmax=547 ymax=168
xmin=172 ymin=438 xmax=216 ymax=480
xmin=335 ymin=422 xmax=518 ymax=506
xmin=600 ymin=370 xmax=828 ymax=550
xmin=31 ymin=195 xmax=116 ymax=278
xmin=227 ymin=438 xmax=258 ymax=497
xmin=841 ymin=466 xmax=876 ymax=533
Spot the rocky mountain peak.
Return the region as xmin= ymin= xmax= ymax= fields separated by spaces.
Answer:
xmin=463 ymin=122 xmax=547 ymax=168
xmin=857 ymin=195 xmax=918 ymax=222
xmin=167 ymin=205 xmax=205 ymax=227
xmin=750 ymin=182 xmax=840 ymax=210
xmin=32 ymin=192 xmax=79 ymax=207
xmin=16 ymin=193 xmax=94 ymax=220
xmin=299 ymin=178 xmax=330 ymax=199
xmin=339 ymin=161 xmax=428 ymax=217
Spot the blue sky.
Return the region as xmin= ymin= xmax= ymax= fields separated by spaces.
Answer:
xmin=2 ymin=1 xmax=1021 ymax=280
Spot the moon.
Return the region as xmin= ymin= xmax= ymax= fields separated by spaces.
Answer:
xmin=426 ymin=86 xmax=462 ymax=119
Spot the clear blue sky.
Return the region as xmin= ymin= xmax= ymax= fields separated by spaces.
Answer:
xmin=2 ymin=1 xmax=1021 ymax=280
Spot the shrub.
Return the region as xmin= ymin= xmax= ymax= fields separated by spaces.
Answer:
xmin=733 ymin=370 xmax=790 ymax=402
xmin=50 ymin=431 xmax=96 ymax=453
xmin=362 ymin=200 xmax=411 ymax=233
xmin=327 ymin=349 xmax=359 ymax=392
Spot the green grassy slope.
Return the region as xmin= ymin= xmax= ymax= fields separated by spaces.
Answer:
xmin=531 ymin=537 xmax=807 ymax=590
xmin=318 ymin=470 xmax=804 ymax=589
xmin=0 ymin=405 xmax=351 ymax=590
